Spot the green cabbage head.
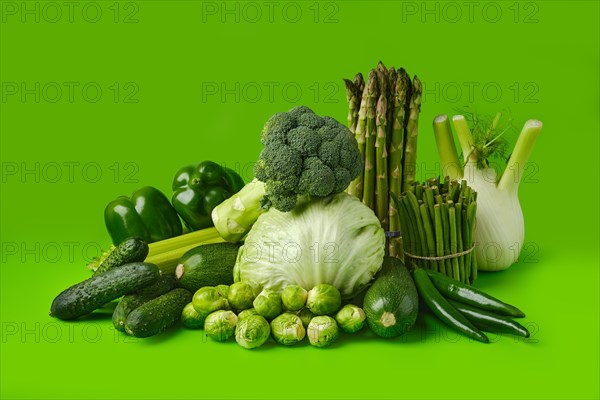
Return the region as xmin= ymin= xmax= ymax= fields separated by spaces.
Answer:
xmin=233 ymin=193 xmax=385 ymax=299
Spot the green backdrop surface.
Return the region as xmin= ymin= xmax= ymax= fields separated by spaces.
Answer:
xmin=1 ymin=1 xmax=598 ymax=399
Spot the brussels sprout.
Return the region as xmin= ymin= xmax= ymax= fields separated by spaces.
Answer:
xmin=335 ymin=304 xmax=366 ymax=333
xmin=235 ymin=315 xmax=271 ymax=349
xmin=253 ymin=289 xmax=282 ymax=319
xmin=307 ymin=316 xmax=339 ymax=348
xmin=227 ymin=282 xmax=255 ymax=311
xmin=192 ymin=286 xmax=230 ymax=317
xmin=281 ymin=285 xmax=308 ymax=311
xmin=306 ymin=284 xmax=342 ymax=315
xmin=296 ymin=308 xmax=315 ymax=329
xmin=238 ymin=308 xmax=259 ymax=320
xmin=216 ymin=284 xmax=229 ymax=298
xmin=181 ymin=302 xmax=205 ymax=329
xmin=204 ymin=310 xmax=238 ymax=341
xmin=271 ymin=313 xmax=306 ymax=345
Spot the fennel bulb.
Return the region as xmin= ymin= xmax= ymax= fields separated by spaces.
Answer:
xmin=433 ymin=114 xmax=542 ymax=271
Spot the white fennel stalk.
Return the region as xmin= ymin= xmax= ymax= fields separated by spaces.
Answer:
xmin=433 ymin=114 xmax=542 ymax=271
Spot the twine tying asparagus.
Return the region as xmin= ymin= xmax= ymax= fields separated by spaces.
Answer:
xmin=404 ymin=245 xmax=474 ymax=261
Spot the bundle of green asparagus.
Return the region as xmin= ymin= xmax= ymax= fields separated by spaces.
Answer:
xmin=391 ymin=178 xmax=478 ymax=284
xmin=344 ymin=61 xmax=422 ymax=257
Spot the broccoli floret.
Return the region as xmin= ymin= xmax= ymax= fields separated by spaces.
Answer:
xmin=254 ymin=145 xmax=301 ymax=191
xmin=288 ymin=126 xmax=322 ymax=156
xmin=333 ymin=167 xmax=353 ymax=193
xmin=256 ymin=106 xmax=362 ymax=211
xmin=297 ymin=157 xmax=335 ymax=197
xmin=261 ymin=112 xmax=297 ymax=145
xmin=322 ymin=116 xmax=340 ymax=128
xmin=297 ymin=112 xmax=324 ymax=130
xmin=318 ymin=140 xmax=340 ymax=169
xmin=269 ymin=192 xmax=298 ymax=212
xmin=287 ymin=106 xmax=314 ymax=118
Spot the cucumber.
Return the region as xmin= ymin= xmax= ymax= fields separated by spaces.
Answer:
xmin=93 ymin=237 xmax=149 ymax=276
xmin=175 ymin=242 xmax=241 ymax=292
xmin=112 ymin=276 xmax=179 ymax=332
xmin=50 ymin=262 xmax=160 ymax=320
xmin=363 ymin=257 xmax=419 ymax=338
xmin=124 ymin=288 xmax=192 ymax=337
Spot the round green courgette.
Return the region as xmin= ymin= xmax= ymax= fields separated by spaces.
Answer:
xmin=363 ymin=257 xmax=419 ymax=338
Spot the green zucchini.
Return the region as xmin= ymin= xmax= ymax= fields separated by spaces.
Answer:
xmin=50 ymin=262 xmax=160 ymax=320
xmin=363 ymin=257 xmax=419 ymax=338
xmin=175 ymin=242 xmax=241 ymax=292
xmin=93 ymin=237 xmax=149 ymax=276
xmin=124 ymin=288 xmax=192 ymax=337
xmin=112 ymin=276 xmax=178 ymax=332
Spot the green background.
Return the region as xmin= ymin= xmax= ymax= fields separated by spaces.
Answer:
xmin=1 ymin=1 xmax=598 ymax=399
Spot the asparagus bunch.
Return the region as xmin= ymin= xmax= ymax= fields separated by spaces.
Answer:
xmin=391 ymin=178 xmax=478 ymax=284
xmin=345 ymin=62 xmax=422 ymax=256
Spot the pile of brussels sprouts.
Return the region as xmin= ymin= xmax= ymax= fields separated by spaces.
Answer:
xmin=181 ymin=282 xmax=366 ymax=349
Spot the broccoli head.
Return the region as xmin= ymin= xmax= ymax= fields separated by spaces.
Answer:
xmin=253 ymin=106 xmax=362 ymax=211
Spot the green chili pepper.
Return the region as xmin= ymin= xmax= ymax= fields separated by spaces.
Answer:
xmin=413 ymin=268 xmax=489 ymax=343
xmin=448 ymin=299 xmax=530 ymax=338
xmin=425 ymin=269 xmax=525 ymax=317
xmin=104 ymin=186 xmax=183 ymax=245
xmin=172 ymin=161 xmax=245 ymax=231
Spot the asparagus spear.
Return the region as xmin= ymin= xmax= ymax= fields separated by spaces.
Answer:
xmin=455 ymin=201 xmax=465 ymax=281
xmin=448 ymin=204 xmax=460 ymax=281
xmin=467 ymin=201 xmax=478 ymax=282
xmin=388 ymin=70 xmax=409 ymax=257
xmin=402 ymin=76 xmax=422 ymax=191
xmin=343 ymin=75 xmax=361 ymax=134
xmin=441 ymin=202 xmax=452 ymax=276
xmin=433 ymin=205 xmax=445 ymax=272
xmin=362 ymin=70 xmax=379 ymax=210
xmin=375 ymin=90 xmax=389 ymax=228
xmin=376 ymin=61 xmax=388 ymax=93
xmin=462 ymin=207 xmax=472 ymax=284
xmin=346 ymin=74 xmax=367 ymax=198
xmin=386 ymin=67 xmax=398 ymax=142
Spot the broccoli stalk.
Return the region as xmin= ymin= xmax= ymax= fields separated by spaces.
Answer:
xmin=211 ymin=179 xmax=266 ymax=243
xmin=211 ymin=106 xmax=363 ymax=242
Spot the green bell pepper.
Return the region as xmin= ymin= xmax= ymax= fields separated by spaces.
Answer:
xmin=104 ymin=186 xmax=183 ymax=245
xmin=172 ymin=161 xmax=245 ymax=231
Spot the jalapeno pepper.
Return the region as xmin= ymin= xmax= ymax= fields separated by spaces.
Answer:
xmin=448 ymin=299 xmax=530 ymax=338
xmin=425 ymin=269 xmax=526 ymax=317
xmin=413 ymin=268 xmax=489 ymax=343
xmin=171 ymin=161 xmax=245 ymax=231
xmin=104 ymin=186 xmax=183 ymax=245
